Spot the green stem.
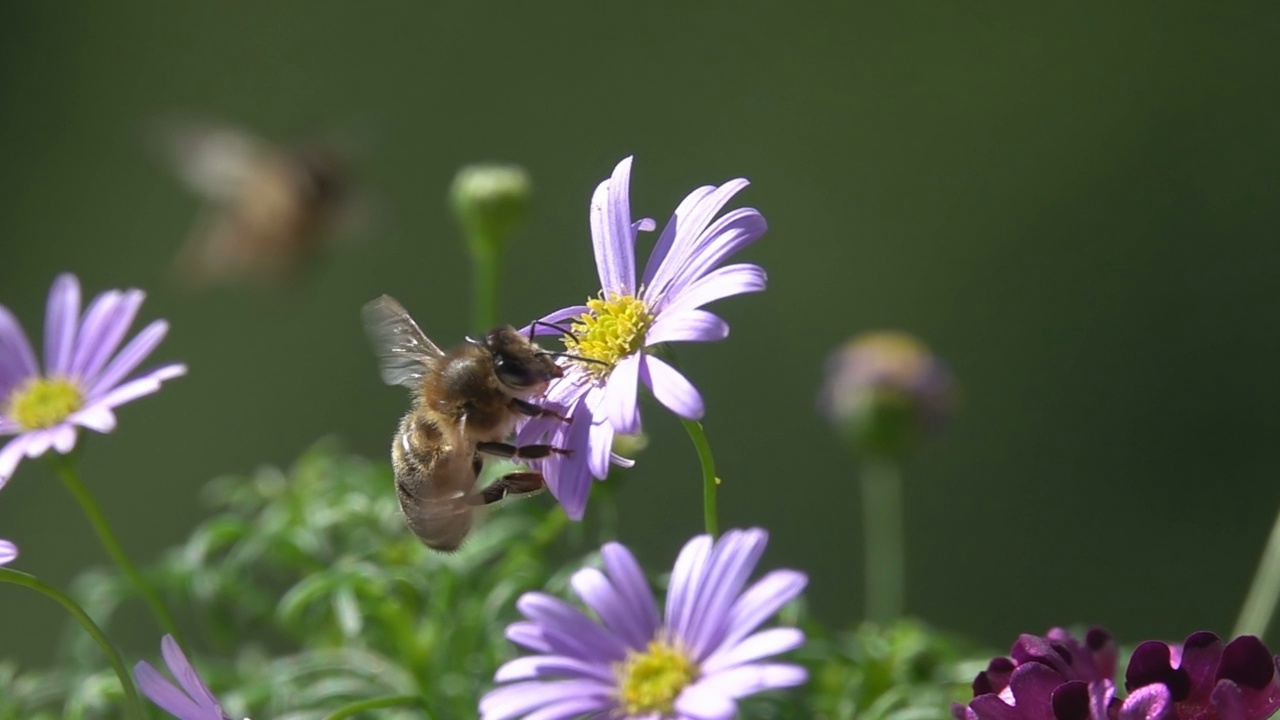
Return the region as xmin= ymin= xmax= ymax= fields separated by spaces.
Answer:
xmin=682 ymin=419 xmax=719 ymax=537
xmin=471 ymin=242 xmax=500 ymax=334
xmin=0 ymin=568 xmax=146 ymax=720
xmin=51 ymin=457 xmax=186 ymax=647
xmin=1234 ymin=499 xmax=1280 ymax=638
xmin=861 ymin=457 xmax=904 ymax=624
xmin=322 ymin=694 xmax=425 ymax=720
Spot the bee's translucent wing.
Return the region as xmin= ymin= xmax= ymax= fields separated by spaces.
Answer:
xmin=362 ymin=294 xmax=444 ymax=389
xmin=154 ymin=119 xmax=271 ymax=202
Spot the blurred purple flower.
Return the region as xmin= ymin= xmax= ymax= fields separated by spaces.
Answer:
xmin=520 ymin=156 xmax=767 ymax=519
xmin=1125 ymin=632 xmax=1280 ymax=720
xmin=0 ymin=274 xmax=186 ymax=486
xmin=0 ymin=537 xmax=15 ymax=565
xmin=818 ymin=331 xmax=954 ymax=458
xmin=135 ymin=635 xmax=236 ymax=720
xmin=482 ymin=528 xmax=807 ymax=720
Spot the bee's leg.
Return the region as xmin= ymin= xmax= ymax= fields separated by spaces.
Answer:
xmin=475 ymin=471 xmax=546 ymax=505
xmin=510 ymin=397 xmax=570 ymax=423
xmin=476 ymin=441 xmax=572 ymax=460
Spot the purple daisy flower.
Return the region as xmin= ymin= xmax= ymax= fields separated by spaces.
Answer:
xmin=135 ymin=635 xmax=241 ymax=720
xmin=0 ymin=273 xmax=186 ymax=486
xmin=955 ymin=626 xmax=1172 ymax=720
xmin=0 ymin=537 xmax=15 ymax=565
xmin=481 ymin=527 xmax=808 ymax=720
xmin=1125 ymin=632 xmax=1280 ymax=720
xmin=519 ymin=156 xmax=768 ymax=519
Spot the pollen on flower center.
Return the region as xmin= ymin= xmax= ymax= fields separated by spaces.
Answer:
xmin=562 ymin=293 xmax=654 ymax=377
xmin=614 ymin=639 xmax=698 ymax=715
xmin=7 ymin=376 xmax=84 ymax=430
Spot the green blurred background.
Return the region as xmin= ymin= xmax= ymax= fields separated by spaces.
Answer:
xmin=3 ymin=2 xmax=1280 ymax=667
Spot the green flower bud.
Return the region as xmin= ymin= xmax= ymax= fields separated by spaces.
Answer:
xmin=449 ymin=164 xmax=531 ymax=258
xmin=818 ymin=332 xmax=955 ymax=460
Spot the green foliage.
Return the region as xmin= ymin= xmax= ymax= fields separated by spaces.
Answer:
xmin=1 ymin=441 xmax=993 ymax=720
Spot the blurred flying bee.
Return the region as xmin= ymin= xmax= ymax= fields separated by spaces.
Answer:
xmin=362 ymin=294 xmax=573 ymax=551
xmin=154 ymin=118 xmax=356 ymax=290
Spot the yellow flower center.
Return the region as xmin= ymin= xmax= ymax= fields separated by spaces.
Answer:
xmin=562 ymin=293 xmax=654 ymax=378
xmin=6 ymin=376 xmax=84 ymax=430
xmin=614 ymin=640 xmax=698 ymax=716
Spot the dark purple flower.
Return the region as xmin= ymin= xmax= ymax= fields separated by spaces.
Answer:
xmin=134 ymin=635 xmax=238 ymax=720
xmin=0 ymin=274 xmax=186 ymax=485
xmin=955 ymin=627 xmax=1171 ymax=720
xmin=1125 ymin=632 xmax=1280 ymax=720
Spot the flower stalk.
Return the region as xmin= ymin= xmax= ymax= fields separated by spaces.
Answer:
xmin=51 ymin=456 xmax=186 ymax=647
xmin=0 ymin=567 xmax=146 ymax=720
xmin=861 ymin=456 xmax=904 ymax=624
xmin=681 ymin=419 xmax=719 ymax=537
xmin=1234 ymin=497 xmax=1280 ymax=638
xmin=322 ymin=694 xmax=426 ymax=720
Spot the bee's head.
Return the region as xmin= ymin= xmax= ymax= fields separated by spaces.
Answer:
xmin=478 ymin=326 xmax=563 ymax=395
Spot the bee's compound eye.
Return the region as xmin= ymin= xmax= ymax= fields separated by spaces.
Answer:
xmin=495 ymin=354 xmax=537 ymax=390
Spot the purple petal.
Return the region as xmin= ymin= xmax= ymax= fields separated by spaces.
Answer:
xmin=521 ymin=696 xmax=616 ymax=720
xmin=134 ymin=661 xmax=209 ymax=720
xmin=0 ymin=539 xmax=17 ymax=566
xmin=601 ymin=542 xmax=661 ymax=644
xmin=681 ymin=662 xmax=807 ymax=702
xmin=0 ymin=305 xmax=38 ymax=394
xmin=967 ymin=694 xmax=1022 ymax=720
xmin=545 ymin=401 xmax=593 ymax=520
xmin=1181 ymin=632 xmax=1226 ymax=702
xmin=89 ymin=364 xmax=187 ymax=410
xmin=610 ymin=451 xmax=635 ymax=469
xmin=587 ymin=413 xmax=614 ymax=480
xmin=702 ymin=628 xmax=806 ymax=674
xmin=87 ymin=320 xmax=169 ymax=398
xmin=494 ymin=654 xmax=615 ymax=683
xmin=523 ymin=305 xmax=590 ymax=338
xmin=640 ymin=355 xmax=704 ymax=420
xmin=506 ymin=622 xmax=555 ymax=654
xmin=22 ymin=429 xmax=54 ymax=459
xmin=1219 ymin=635 xmax=1274 ymax=691
xmin=674 ymin=683 xmax=737 ymax=720
xmin=666 ymin=534 xmax=714 ymax=641
xmin=517 ymin=593 xmax=629 ymax=662
xmin=0 ymin=435 xmax=29 ymax=489
xmin=1210 ymin=680 xmax=1246 ymax=720
xmin=590 ymin=156 xmax=637 ymax=296
xmin=604 ymin=353 xmax=641 ymax=435
xmin=572 ymin=566 xmax=650 ymax=649
xmin=684 ymin=529 xmax=769 ymax=658
xmin=662 ymin=263 xmax=767 ymax=317
xmin=1119 ymin=683 xmax=1174 ymax=720
xmin=480 ymin=679 xmax=613 ymax=720
xmin=644 ymin=179 xmax=752 ymax=302
xmin=718 ymin=570 xmax=808 ymax=650
xmin=160 ymin=635 xmax=221 ymax=712
xmin=1007 ymin=662 xmax=1066 ymax=714
xmin=50 ymin=424 xmax=77 ymax=454
xmin=73 ymin=289 xmax=146 ymax=384
xmin=69 ymin=404 xmax=118 ymax=433
xmin=664 ymin=208 xmax=768 ymax=301
xmin=44 ymin=274 xmax=81 ymax=376
xmin=645 ymin=310 xmax=729 ymax=346
xmin=641 ymin=185 xmax=715 ymax=289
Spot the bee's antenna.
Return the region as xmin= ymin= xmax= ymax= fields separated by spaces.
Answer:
xmin=528 ymin=320 xmax=575 ymax=341
xmin=539 ymin=351 xmax=610 ymax=367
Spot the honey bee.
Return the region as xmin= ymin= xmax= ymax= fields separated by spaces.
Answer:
xmin=155 ymin=118 xmax=353 ymax=290
xmin=362 ymin=295 xmax=572 ymax=551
